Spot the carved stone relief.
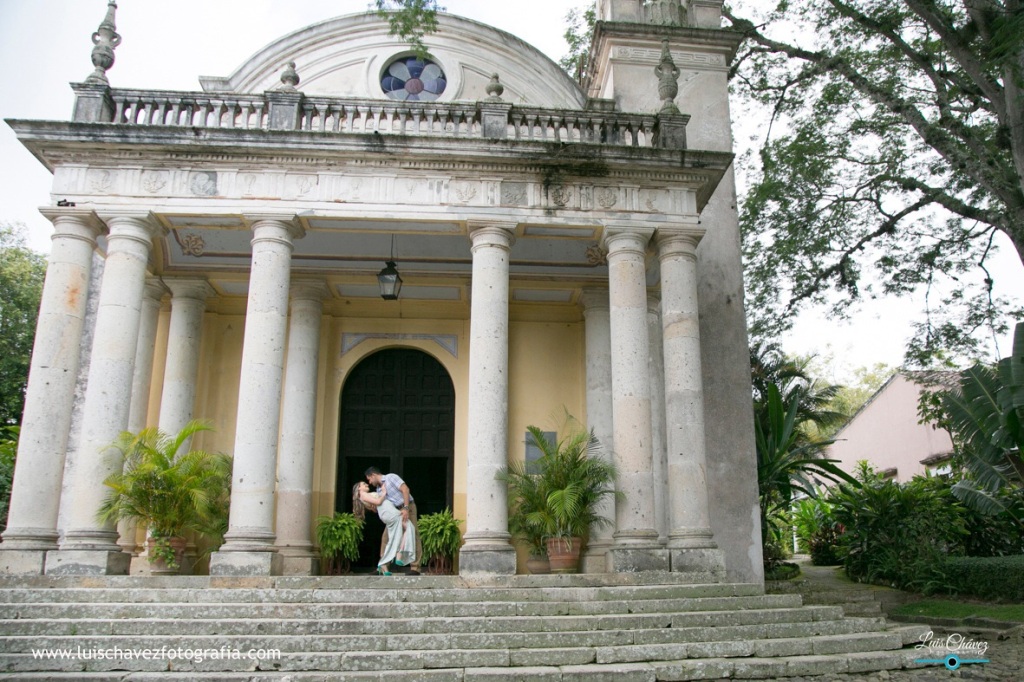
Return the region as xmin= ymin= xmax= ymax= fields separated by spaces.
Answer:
xmin=500 ymin=181 xmax=528 ymax=206
xmin=141 ymin=170 xmax=168 ymax=193
xmin=188 ymin=171 xmax=218 ymax=196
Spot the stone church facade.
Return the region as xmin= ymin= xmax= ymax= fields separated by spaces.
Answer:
xmin=1 ymin=0 xmax=762 ymax=583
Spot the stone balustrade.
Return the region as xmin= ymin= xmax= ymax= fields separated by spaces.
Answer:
xmin=93 ymin=87 xmax=684 ymax=149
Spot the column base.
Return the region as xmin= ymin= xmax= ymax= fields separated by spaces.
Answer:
xmin=580 ymin=541 xmax=613 ymax=574
xmin=458 ymin=543 xmax=516 ymax=576
xmin=279 ymin=551 xmax=319 ymax=576
xmin=670 ymin=546 xmax=727 ymax=578
xmin=45 ymin=549 xmax=131 ymax=576
xmin=0 ymin=549 xmax=49 ymax=575
xmin=209 ymin=550 xmax=282 ymax=576
xmin=609 ymin=545 xmax=670 ymax=572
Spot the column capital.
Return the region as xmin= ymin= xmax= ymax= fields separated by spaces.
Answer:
xmin=97 ymin=211 xmax=166 ymax=244
xmin=38 ymin=207 xmax=106 ymax=242
xmin=467 ymin=221 xmax=516 ymax=251
xmin=655 ymin=228 xmax=703 ymax=259
xmin=579 ymin=287 xmax=609 ymax=314
xmin=245 ymin=214 xmax=305 ymax=241
xmin=163 ymin=277 xmax=215 ymax=302
xmin=143 ymin=278 xmax=169 ymax=303
xmin=602 ymin=226 xmax=654 ymax=256
xmin=290 ymin=279 xmax=330 ymax=302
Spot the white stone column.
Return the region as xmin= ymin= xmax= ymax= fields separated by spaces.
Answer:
xmin=119 ymin=278 xmax=167 ymax=558
xmin=275 ymin=279 xmax=328 ymax=576
xmin=459 ymin=221 xmax=517 ymax=576
xmin=0 ymin=209 xmax=103 ymax=575
xmin=157 ymin=278 xmax=214 ymax=437
xmin=648 ymin=293 xmax=669 ymax=546
xmin=210 ymin=216 xmax=302 ymax=576
xmin=579 ymin=287 xmax=615 ymax=573
xmin=657 ymin=229 xmax=725 ymax=576
xmin=604 ymin=227 xmax=668 ymax=572
xmin=127 ymin=280 xmax=167 ymax=433
xmin=46 ymin=212 xmax=162 ymax=576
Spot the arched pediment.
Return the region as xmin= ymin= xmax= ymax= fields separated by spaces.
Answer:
xmin=199 ymin=12 xmax=587 ymax=109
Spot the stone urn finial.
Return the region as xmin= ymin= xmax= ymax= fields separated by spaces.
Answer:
xmin=87 ymin=1 xmax=122 ymax=84
xmin=655 ymin=39 xmax=681 ymax=115
xmin=280 ymin=62 xmax=300 ymax=91
xmin=485 ymin=73 xmax=505 ymax=101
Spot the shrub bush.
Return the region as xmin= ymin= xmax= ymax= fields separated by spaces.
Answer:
xmin=831 ymin=475 xmax=967 ymax=593
xmin=943 ymin=555 xmax=1024 ymax=602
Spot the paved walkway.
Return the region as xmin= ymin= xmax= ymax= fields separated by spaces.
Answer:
xmin=772 ymin=559 xmax=1024 ymax=681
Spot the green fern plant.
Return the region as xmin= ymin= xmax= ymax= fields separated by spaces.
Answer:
xmin=315 ymin=512 xmax=364 ymax=575
xmin=418 ymin=508 xmax=462 ymax=574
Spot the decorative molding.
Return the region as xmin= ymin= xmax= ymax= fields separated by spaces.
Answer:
xmin=177 ymin=232 xmax=206 ymax=257
xmin=341 ymin=332 xmax=458 ymax=358
xmin=611 ymin=47 xmax=726 ymax=68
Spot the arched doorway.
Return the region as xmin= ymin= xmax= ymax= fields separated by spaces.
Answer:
xmin=336 ymin=348 xmax=455 ymax=570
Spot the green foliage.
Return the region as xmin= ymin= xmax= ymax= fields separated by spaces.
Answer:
xmin=316 ymin=512 xmax=364 ymax=574
xmin=98 ymin=420 xmax=232 ymax=552
xmin=755 ymin=381 xmax=856 ymax=551
xmin=831 ymin=473 xmax=967 ymax=594
xmin=559 ymin=2 xmax=596 ymax=81
xmin=937 ymin=321 xmax=1024 ymax=527
xmin=501 ymin=418 xmax=621 ymax=543
xmin=0 ymin=426 xmax=18 ymax=535
xmin=791 ymin=496 xmax=843 ymax=565
xmin=0 ymin=223 xmax=46 ymax=426
xmin=942 ymin=555 xmax=1024 ymax=602
xmin=727 ymin=0 xmax=1024 ymax=365
xmin=892 ymin=598 xmax=1024 ymax=623
xmin=374 ymin=0 xmax=443 ymax=59
xmin=418 ymin=507 xmax=462 ymax=574
xmin=503 ymin=456 xmax=550 ymax=557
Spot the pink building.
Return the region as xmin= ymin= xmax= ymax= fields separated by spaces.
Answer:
xmin=828 ymin=373 xmax=954 ymax=483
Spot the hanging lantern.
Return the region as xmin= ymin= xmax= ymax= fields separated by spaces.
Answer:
xmin=377 ymin=260 xmax=402 ymax=300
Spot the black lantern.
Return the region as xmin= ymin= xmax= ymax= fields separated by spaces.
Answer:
xmin=377 ymin=260 xmax=402 ymax=300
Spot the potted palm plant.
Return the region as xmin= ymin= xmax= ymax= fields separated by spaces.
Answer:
xmin=503 ymin=453 xmax=551 ymax=574
xmin=502 ymin=419 xmax=622 ymax=574
xmin=98 ymin=420 xmax=232 ymax=574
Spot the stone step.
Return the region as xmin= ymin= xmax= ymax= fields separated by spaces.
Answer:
xmin=0 ymin=614 xmax=889 ymax=654
xmin=0 ymin=593 xmax=809 ymax=622
xmin=0 ymin=604 xmax=848 ymax=638
xmin=0 ymin=628 xmax=918 ymax=675
xmin=0 ymin=580 xmax=764 ymax=604
xmin=0 ymin=576 xmax=934 ymax=679
xmin=0 ymin=648 xmax=927 ymax=682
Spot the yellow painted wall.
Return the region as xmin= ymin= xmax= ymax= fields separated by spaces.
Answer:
xmin=173 ymin=300 xmax=585 ymax=570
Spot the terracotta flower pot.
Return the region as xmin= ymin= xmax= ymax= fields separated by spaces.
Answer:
xmin=545 ymin=536 xmax=582 ymax=574
xmin=526 ymin=555 xmax=551 ymax=575
xmin=147 ymin=536 xmax=187 ymax=575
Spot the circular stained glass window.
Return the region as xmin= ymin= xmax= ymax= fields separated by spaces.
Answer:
xmin=381 ymin=56 xmax=447 ymax=101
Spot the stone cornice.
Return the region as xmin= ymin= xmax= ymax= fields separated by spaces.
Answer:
xmin=6 ymin=120 xmax=733 ymax=180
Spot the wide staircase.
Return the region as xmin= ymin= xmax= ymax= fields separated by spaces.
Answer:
xmin=0 ymin=572 xmax=930 ymax=680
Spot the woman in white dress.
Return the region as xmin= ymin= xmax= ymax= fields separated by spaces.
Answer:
xmin=352 ymin=481 xmax=414 ymax=575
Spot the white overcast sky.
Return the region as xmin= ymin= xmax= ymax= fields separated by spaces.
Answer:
xmin=1 ymin=0 xmax=1020 ymax=380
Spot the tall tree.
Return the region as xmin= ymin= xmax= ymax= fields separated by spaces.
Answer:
xmin=0 ymin=223 xmax=46 ymax=426
xmin=725 ymin=0 xmax=1024 ymax=365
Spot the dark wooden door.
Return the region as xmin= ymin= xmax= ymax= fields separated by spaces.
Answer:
xmin=336 ymin=348 xmax=455 ymax=569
